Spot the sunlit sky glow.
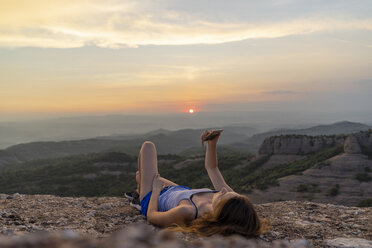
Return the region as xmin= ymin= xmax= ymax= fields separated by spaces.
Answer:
xmin=0 ymin=0 xmax=371 ymax=121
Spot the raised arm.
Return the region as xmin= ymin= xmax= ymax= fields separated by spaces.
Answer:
xmin=202 ymin=130 xmax=234 ymax=192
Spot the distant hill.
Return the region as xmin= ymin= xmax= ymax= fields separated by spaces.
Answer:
xmin=0 ymin=112 xmax=264 ymax=149
xmin=0 ymin=149 xmax=251 ymax=197
xmin=0 ymin=121 xmax=370 ymax=168
xmin=231 ymin=121 xmax=371 ymax=152
xmin=0 ymin=126 xmax=257 ymax=167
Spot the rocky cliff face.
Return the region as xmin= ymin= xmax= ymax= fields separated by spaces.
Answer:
xmin=0 ymin=194 xmax=371 ymax=248
xmin=344 ymin=135 xmax=362 ymax=154
xmin=345 ymin=130 xmax=372 ymax=155
xmin=249 ymin=152 xmax=372 ymax=206
xmin=251 ymin=130 xmax=372 ymax=207
xmin=258 ymin=130 xmax=372 ymax=156
xmin=258 ymin=135 xmax=345 ymax=155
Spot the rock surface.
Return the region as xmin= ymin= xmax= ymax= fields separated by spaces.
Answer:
xmin=326 ymin=237 xmax=372 ymax=248
xmin=251 ymin=130 xmax=372 ymax=206
xmin=248 ymin=153 xmax=372 ymax=206
xmin=344 ymin=135 xmax=362 ymax=154
xmin=0 ymin=224 xmax=313 ymax=248
xmin=0 ymin=194 xmax=371 ymax=247
xmin=0 ymin=194 xmax=141 ymax=237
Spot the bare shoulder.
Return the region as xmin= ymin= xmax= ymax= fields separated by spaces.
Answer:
xmin=147 ymin=205 xmax=195 ymax=227
xmin=176 ymin=204 xmax=196 ymax=221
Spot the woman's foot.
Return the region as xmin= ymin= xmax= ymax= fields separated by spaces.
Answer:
xmin=125 ymin=191 xmax=139 ymax=200
xmin=130 ymin=197 xmax=141 ymax=211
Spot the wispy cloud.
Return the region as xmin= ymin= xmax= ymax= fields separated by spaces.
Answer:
xmin=352 ymin=78 xmax=372 ymax=85
xmin=263 ymin=90 xmax=298 ymax=95
xmin=0 ymin=1 xmax=371 ymax=48
xmin=271 ymin=0 xmax=301 ymax=6
xmin=331 ymin=38 xmax=372 ymax=48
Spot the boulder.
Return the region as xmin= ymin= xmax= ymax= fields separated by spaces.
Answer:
xmin=326 ymin=238 xmax=372 ymax=248
xmin=344 ymin=135 xmax=361 ymax=154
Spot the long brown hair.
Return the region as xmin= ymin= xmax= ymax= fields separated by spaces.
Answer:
xmin=169 ymin=195 xmax=268 ymax=237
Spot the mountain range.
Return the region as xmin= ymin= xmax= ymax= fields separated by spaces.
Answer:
xmin=0 ymin=121 xmax=369 ymax=168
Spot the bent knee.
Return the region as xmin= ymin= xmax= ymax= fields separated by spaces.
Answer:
xmin=136 ymin=171 xmax=140 ymax=182
xmin=141 ymin=141 xmax=156 ymax=151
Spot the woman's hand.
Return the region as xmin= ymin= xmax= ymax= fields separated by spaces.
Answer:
xmin=152 ymin=174 xmax=164 ymax=192
xmin=201 ymin=129 xmax=222 ymax=147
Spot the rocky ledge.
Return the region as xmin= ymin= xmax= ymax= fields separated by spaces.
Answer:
xmin=258 ymin=129 xmax=372 ymax=156
xmin=0 ymin=193 xmax=371 ymax=247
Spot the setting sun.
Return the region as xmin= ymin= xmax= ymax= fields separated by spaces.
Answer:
xmin=189 ymin=109 xmax=194 ymax=114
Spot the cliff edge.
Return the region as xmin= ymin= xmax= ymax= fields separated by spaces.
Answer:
xmin=258 ymin=130 xmax=372 ymax=156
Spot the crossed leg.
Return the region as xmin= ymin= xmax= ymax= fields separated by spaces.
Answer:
xmin=137 ymin=141 xmax=178 ymax=201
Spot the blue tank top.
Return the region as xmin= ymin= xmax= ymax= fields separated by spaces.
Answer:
xmin=158 ymin=186 xmax=217 ymax=219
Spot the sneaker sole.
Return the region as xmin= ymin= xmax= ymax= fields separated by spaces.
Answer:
xmin=130 ymin=202 xmax=141 ymax=211
xmin=124 ymin=193 xmax=135 ymax=200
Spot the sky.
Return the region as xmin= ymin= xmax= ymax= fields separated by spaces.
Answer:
xmin=0 ymin=0 xmax=371 ymax=121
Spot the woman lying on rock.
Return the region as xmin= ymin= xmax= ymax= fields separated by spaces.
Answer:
xmin=130 ymin=130 xmax=265 ymax=237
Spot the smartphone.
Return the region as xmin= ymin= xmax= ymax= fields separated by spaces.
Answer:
xmin=203 ymin=129 xmax=223 ymax=141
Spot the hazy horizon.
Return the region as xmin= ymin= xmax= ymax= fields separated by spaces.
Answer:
xmin=1 ymin=109 xmax=371 ymax=150
xmin=1 ymin=109 xmax=372 ymax=124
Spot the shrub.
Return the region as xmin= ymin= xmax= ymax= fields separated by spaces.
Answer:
xmin=309 ymin=184 xmax=321 ymax=193
xmin=357 ymin=198 xmax=372 ymax=207
xmin=361 ymin=145 xmax=372 ymax=159
xmin=327 ymin=184 xmax=340 ymax=196
xmin=355 ymin=173 xmax=372 ymax=182
xmin=317 ymin=160 xmax=331 ymax=169
xmin=296 ymin=184 xmax=320 ymax=193
xmin=306 ymin=194 xmax=314 ymax=201
xmin=296 ymin=184 xmax=308 ymax=192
